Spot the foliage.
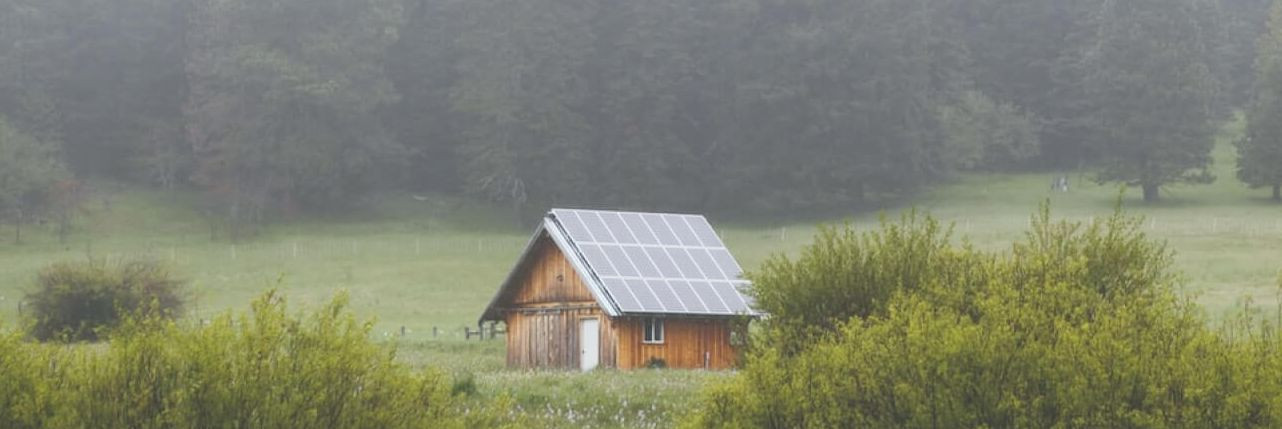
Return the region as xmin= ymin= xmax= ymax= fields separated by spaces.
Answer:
xmin=0 ymin=291 xmax=509 ymax=429
xmin=1085 ymin=0 xmax=1221 ymax=201
xmin=1238 ymin=0 xmax=1282 ymax=200
xmin=2 ymin=155 xmax=1282 ymax=427
xmin=26 ymin=259 xmax=184 ymax=342
xmin=937 ymin=91 xmax=1041 ymax=171
xmin=185 ymin=0 xmax=407 ymax=234
xmin=0 ymin=0 xmax=1273 ymax=215
xmin=747 ymin=211 xmax=990 ymax=355
xmin=0 ymin=117 xmax=67 ymax=242
xmin=687 ymin=204 xmax=1282 ymax=428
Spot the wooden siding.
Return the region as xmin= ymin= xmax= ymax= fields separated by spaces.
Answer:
xmin=510 ymin=237 xmax=595 ymax=305
xmin=615 ymin=317 xmax=740 ymax=370
xmin=501 ymin=235 xmax=617 ymax=369
xmin=496 ymin=233 xmax=741 ymax=370
xmin=505 ymin=308 xmax=618 ymax=369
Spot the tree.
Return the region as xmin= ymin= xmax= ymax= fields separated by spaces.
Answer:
xmin=185 ymin=0 xmax=406 ymax=236
xmin=1084 ymin=0 xmax=1221 ymax=202
xmin=709 ymin=0 xmax=961 ymax=212
xmin=446 ymin=0 xmax=596 ymax=219
xmin=0 ymin=118 xmax=66 ymax=243
xmin=953 ymin=0 xmax=1104 ymax=167
xmin=936 ymin=90 xmax=1041 ymax=171
xmin=1239 ymin=0 xmax=1282 ymax=201
xmin=1219 ymin=0 xmax=1273 ymax=107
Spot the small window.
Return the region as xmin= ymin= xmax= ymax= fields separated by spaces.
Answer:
xmin=643 ymin=318 xmax=665 ymax=344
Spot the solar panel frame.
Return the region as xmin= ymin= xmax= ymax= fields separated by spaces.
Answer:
xmin=644 ymin=247 xmax=683 ymax=278
xmin=689 ymin=280 xmax=731 ymax=313
xmin=664 ymin=215 xmax=703 ymax=247
xmin=711 ymin=281 xmax=750 ymax=312
xmin=688 ymin=248 xmax=728 ymax=281
xmin=641 ymin=213 xmax=679 ymax=244
xmin=647 ymin=279 xmax=687 ymax=313
xmin=600 ymin=212 xmax=639 ymax=244
xmin=550 ymin=209 xmax=757 ymax=316
xmin=580 ymin=212 xmax=616 ymax=244
xmin=622 ymin=213 xmax=660 ymax=245
xmin=669 ymin=279 xmax=709 ymax=313
xmin=556 ymin=210 xmax=596 ymax=243
xmin=683 ymin=215 xmax=723 ymax=247
xmin=708 ymin=248 xmax=745 ymax=280
xmin=624 ymin=246 xmax=661 ymax=278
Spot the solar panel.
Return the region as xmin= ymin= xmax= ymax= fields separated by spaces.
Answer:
xmin=551 ymin=208 xmax=755 ymax=316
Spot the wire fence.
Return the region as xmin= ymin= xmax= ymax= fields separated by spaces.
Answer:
xmin=75 ymin=236 xmax=533 ymax=265
xmin=947 ymin=215 xmax=1282 ymax=237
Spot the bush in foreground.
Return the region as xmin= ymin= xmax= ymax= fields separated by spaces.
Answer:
xmin=26 ymin=259 xmax=184 ymax=341
xmin=0 ymin=291 xmax=511 ymax=429
xmin=687 ymin=205 xmax=1282 ymax=428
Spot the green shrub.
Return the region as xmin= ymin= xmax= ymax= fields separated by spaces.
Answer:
xmin=26 ymin=259 xmax=184 ymax=341
xmin=0 ymin=291 xmax=509 ymax=429
xmin=747 ymin=210 xmax=991 ymax=355
xmin=687 ymin=204 xmax=1282 ymax=428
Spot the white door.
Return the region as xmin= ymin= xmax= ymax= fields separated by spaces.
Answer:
xmin=580 ymin=318 xmax=600 ymax=371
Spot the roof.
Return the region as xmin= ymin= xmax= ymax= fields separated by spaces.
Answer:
xmin=479 ymin=208 xmax=758 ymax=322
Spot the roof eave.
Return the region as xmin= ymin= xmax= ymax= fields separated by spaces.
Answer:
xmin=544 ymin=215 xmax=622 ymax=317
xmin=477 ymin=223 xmax=549 ymax=325
xmin=477 ymin=215 xmax=623 ymax=325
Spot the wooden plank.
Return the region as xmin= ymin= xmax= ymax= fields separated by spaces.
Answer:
xmin=499 ymin=236 xmax=740 ymax=370
xmin=615 ymin=317 xmax=740 ymax=370
xmin=511 ymin=237 xmax=595 ymax=305
xmin=501 ymin=236 xmax=608 ymax=370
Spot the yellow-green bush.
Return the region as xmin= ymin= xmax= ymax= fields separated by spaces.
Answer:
xmin=26 ymin=259 xmax=184 ymax=342
xmin=0 ymin=291 xmax=497 ymax=429
xmin=688 ymin=205 xmax=1282 ymax=428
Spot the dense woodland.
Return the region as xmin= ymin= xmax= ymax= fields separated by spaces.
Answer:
xmin=0 ymin=0 xmax=1280 ymax=235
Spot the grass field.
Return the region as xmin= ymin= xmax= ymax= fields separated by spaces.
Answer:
xmin=2 ymin=119 xmax=1280 ymax=427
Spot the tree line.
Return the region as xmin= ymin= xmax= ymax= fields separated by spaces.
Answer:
xmin=0 ymin=0 xmax=1278 ymax=236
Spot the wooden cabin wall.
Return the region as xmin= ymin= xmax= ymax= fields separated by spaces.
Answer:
xmin=510 ymin=237 xmax=595 ymax=305
xmin=505 ymin=308 xmax=617 ymax=369
xmin=502 ymin=236 xmax=617 ymax=369
xmin=615 ymin=318 xmax=739 ymax=370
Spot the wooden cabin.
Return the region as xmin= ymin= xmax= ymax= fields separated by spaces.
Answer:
xmin=479 ymin=209 xmax=758 ymax=371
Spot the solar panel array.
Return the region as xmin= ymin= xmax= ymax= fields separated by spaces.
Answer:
xmin=551 ymin=209 xmax=755 ymax=316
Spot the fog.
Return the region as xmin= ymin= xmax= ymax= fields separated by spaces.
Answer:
xmin=0 ymin=0 xmax=1273 ymax=231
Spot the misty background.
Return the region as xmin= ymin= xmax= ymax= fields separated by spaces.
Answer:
xmin=0 ymin=0 xmax=1274 ymax=236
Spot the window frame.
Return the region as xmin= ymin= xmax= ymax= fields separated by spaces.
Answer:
xmin=642 ymin=317 xmax=665 ymax=344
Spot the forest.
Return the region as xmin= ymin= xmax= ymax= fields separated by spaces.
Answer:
xmin=1 ymin=0 xmax=1279 ymax=237
xmin=10 ymin=1 xmax=1282 ymax=427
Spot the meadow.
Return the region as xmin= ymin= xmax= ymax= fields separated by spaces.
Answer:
xmin=2 ymin=122 xmax=1280 ymax=427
